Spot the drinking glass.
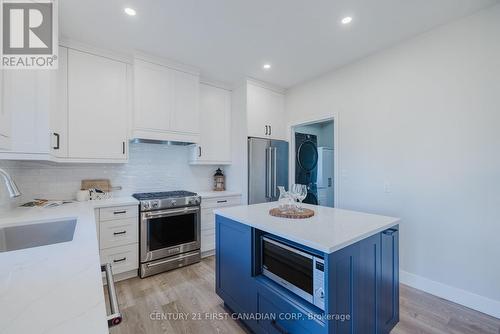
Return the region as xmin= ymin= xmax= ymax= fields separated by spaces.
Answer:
xmin=295 ymin=184 xmax=307 ymax=211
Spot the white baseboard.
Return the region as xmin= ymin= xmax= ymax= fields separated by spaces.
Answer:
xmin=201 ymin=249 xmax=215 ymax=258
xmin=400 ymin=270 xmax=500 ymax=319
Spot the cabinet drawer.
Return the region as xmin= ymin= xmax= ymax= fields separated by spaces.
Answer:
xmin=99 ymin=205 xmax=138 ymax=221
xmin=100 ymin=243 xmax=138 ymax=274
xmin=201 ymin=196 xmax=241 ymax=209
xmin=100 ymin=217 xmax=138 ymax=249
xmin=201 ymin=229 xmax=215 ymax=253
xmin=257 ymin=282 xmax=326 ymax=334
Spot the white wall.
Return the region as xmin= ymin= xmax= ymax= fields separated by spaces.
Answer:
xmin=286 ymin=5 xmax=500 ymax=317
xmin=0 ymin=142 xmax=219 ymax=211
xmin=295 ymin=121 xmax=334 ymax=148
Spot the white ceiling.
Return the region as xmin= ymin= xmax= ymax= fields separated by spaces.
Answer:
xmin=60 ymin=0 xmax=499 ymax=88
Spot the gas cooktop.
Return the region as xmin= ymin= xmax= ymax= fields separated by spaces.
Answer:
xmin=132 ymin=191 xmax=200 ymax=211
xmin=132 ymin=191 xmax=197 ymax=201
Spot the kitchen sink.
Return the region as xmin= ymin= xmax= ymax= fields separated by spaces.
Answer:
xmin=0 ymin=219 xmax=77 ymax=252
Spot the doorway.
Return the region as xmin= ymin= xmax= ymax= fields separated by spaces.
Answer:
xmin=291 ymin=119 xmax=335 ymax=207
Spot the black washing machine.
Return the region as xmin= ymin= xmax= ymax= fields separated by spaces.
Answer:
xmin=295 ymin=132 xmax=319 ymax=205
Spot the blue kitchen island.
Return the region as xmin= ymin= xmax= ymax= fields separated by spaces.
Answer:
xmin=214 ymin=202 xmax=400 ymax=334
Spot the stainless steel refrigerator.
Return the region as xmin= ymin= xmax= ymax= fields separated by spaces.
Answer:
xmin=248 ymin=137 xmax=289 ymax=204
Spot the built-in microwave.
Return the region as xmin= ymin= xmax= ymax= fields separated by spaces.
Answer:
xmin=261 ymin=236 xmax=325 ymax=310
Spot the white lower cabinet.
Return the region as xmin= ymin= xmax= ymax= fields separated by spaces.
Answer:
xmin=200 ymin=194 xmax=242 ymax=256
xmin=97 ymin=205 xmax=139 ymax=280
xmin=99 ymin=217 xmax=138 ymax=249
xmin=100 ymin=244 xmax=139 ymax=274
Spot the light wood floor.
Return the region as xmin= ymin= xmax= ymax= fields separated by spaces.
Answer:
xmin=109 ymin=257 xmax=500 ymax=334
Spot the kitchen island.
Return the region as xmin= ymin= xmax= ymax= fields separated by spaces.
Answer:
xmin=214 ymin=202 xmax=400 ymax=334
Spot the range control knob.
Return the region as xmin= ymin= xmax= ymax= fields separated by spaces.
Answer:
xmin=151 ymin=201 xmax=159 ymax=209
xmin=170 ymin=199 xmax=177 ymax=206
xmin=142 ymin=202 xmax=150 ymax=210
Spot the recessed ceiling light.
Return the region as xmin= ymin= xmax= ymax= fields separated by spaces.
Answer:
xmin=341 ymin=16 xmax=353 ymax=25
xmin=124 ymin=7 xmax=136 ymax=16
xmin=263 ymin=64 xmax=272 ymax=70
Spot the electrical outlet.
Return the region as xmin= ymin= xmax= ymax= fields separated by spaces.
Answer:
xmin=384 ymin=181 xmax=392 ymax=193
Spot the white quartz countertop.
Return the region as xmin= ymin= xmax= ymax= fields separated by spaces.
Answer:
xmin=0 ymin=197 xmax=139 ymax=334
xmin=214 ymin=202 xmax=400 ymax=253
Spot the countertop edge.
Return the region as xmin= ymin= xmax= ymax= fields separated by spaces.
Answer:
xmin=214 ymin=208 xmax=400 ymax=254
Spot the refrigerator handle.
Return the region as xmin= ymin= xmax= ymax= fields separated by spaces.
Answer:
xmin=265 ymin=147 xmax=272 ymax=199
xmin=272 ymin=147 xmax=278 ymax=198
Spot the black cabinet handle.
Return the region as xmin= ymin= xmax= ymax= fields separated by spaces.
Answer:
xmin=113 ymin=231 xmax=127 ymax=236
xmin=53 ymin=133 xmax=60 ymax=150
xmin=217 ymin=200 xmax=228 ymax=203
xmin=113 ymin=210 xmax=127 ymax=215
xmin=198 ymin=146 xmax=202 ymax=157
xmin=269 ymin=125 xmax=272 ymax=136
xmin=265 ymin=125 xmax=268 ymax=135
xmin=113 ymin=257 xmax=127 ymax=263
xmin=270 ymin=320 xmax=288 ymax=334
xmin=122 ymin=141 xmax=125 ymax=155
xmin=383 ymin=229 xmax=398 ymax=236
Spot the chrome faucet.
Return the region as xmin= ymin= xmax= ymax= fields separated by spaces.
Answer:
xmin=0 ymin=168 xmax=21 ymax=198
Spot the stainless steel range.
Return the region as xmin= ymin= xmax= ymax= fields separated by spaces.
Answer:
xmin=133 ymin=191 xmax=201 ymax=278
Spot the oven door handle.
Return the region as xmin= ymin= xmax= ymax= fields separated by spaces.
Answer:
xmin=143 ymin=207 xmax=199 ymax=219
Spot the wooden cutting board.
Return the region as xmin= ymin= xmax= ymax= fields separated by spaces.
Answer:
xmin=81 ymin=179 xmax=112 ymax=192
xmin=269 ymin=207 xmax=315 ymax=219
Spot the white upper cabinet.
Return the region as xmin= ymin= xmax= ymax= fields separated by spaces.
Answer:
xmin=133 ymin=59 xmax=173 ymax=132
xmin=1 ymin=70 xmax=51 ymax=157
xmin=247 ymin=81 xmax=286 ymax=140
xmin=171 ymin=70 xmax=200 ymax=134
xmin=50 ymin=46 xmax=68 ymax=158
xmin=133 ymin=56 xmax=200 ymax=143
xmin=67 ymin=49 xmax=128 ymax=160
xmin=190 ymin=83 xmax=231 ymax=165
xmin=0 ymin=69 xmax=11 ymax=150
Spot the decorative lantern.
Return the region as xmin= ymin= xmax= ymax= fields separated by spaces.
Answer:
xmin=214 ymin=168 xmax=225 ymax=191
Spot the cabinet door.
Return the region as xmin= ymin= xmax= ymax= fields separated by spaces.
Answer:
xmin=192 ymin=84 xmax=231 ymax=163
xmin=201 ymin=208 xmax=215 ymax=253
xmin=267 ymin=89 xmax=286 ymax=140
xmin=379 ymin=228 xmax=399 ymax=334
xmin=3 ymin=70 xmax=50 ymax=154
xmin=133 ymin=59 xmax=173 ymax=132
xmin=247 ymin=82 xmax=286 ymax=140
xmin=68 ymin=49 xmax=128 ymax=160
xmin=215 ymin=216 xmax=257 ymax=316
xmin=170 ymin=70 xmax=199 ymax=134
xmin=0 ymin=69 xmax=10 ymax=150
xmin=50 ymin=46 xmax=68 ymax=157
xmin=247 ymin=83 xmax=269 ymax=138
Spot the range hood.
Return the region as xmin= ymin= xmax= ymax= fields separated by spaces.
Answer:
xmin=131 ymin=130 xmax=199 ymax=146
xmin=131 ymin=138 xmax=194 ymax=146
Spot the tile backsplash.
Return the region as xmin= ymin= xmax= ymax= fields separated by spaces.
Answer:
xmin=0 ymin=142 xmax=220 ymax=211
